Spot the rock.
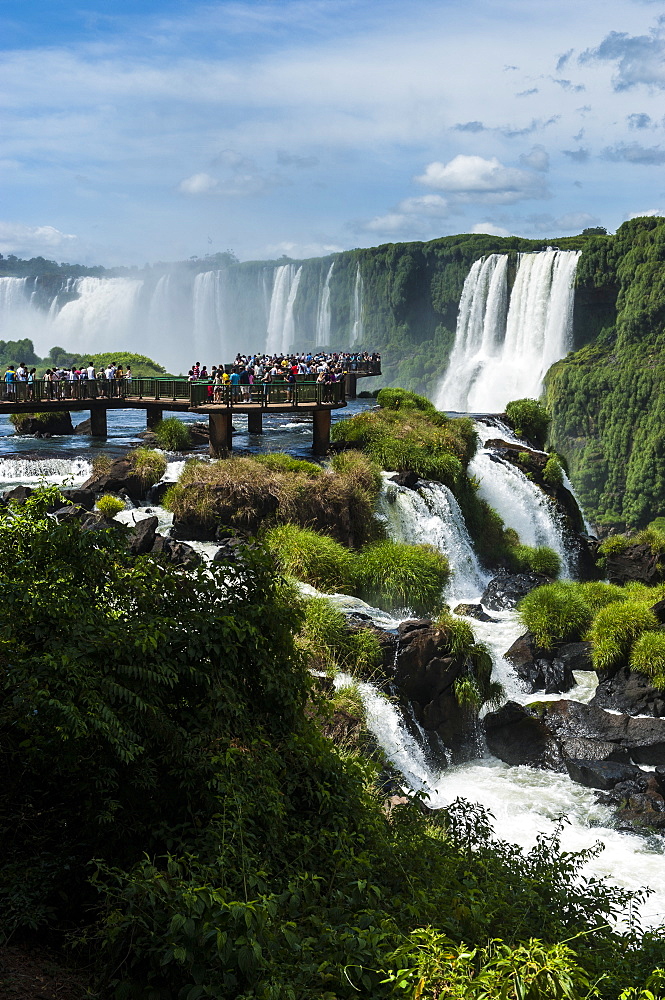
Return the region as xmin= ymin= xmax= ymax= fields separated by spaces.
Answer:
xmin=59 ymin=488 xmax=96 ymax=511
xmin=604 ymin=542 xmax=662 ymax=586
xmin=591 ymin=665 xmax=665 ymax=718
xmin=147 ymin=481 xmax=176 ymax=505
xmin=2 ymin=485 xmax=34 ymax=503
xmin=81 ymin=457 xmax=145 ymax=505
xmin=127 ymin=516 xmax=158 ymax=555
xmin=480 ymin=569 xmax=552 ymax=611
xmin=389 ymin=470 xmax=420 ymax=490
xmin=484 ymin=699 xmax=665 ymax=770
xmin=12 ymin=412 xmax=74 ymax=436
xmin=74 ymin=418 xmax=91 ymax=435
xmin=453 ymin=603 xmax=497 ymax=622
xmin=51 ymin=505 xmax=86 ymax=523
xmin=392 ymin=619 xmax=475 ymax=761
xmin=654 ymin=765 xmax=665 ymax=796
xmin=504 ymin=632 xmax=578 ymax=694
xmin=564 ymin=759 xmax=642 ymax=790
xmin=151 ymin=534 xmax=201 ymax=568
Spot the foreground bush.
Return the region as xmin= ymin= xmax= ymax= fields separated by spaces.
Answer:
xmin=154 ymin=416 xmax=192 ymax=451
xmin=264 ymin=523 xmax=356 ymax=593
xmin=355 ymin=539 xmax=449 ymax=615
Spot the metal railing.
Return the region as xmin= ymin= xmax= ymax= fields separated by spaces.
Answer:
xmin=1 ymin=377 xmax=346 ymax=407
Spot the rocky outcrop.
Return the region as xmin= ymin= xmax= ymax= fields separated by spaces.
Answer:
xmin=453 ymin=603 xmax=497 ymax=622
xmin=504 ymin=633 xmax=592 ymax=695
xmin=81 ymin=457 xmax=145 ymax=506
xmin=604 ymin=543 xmax=663 ymax=585
xmin=591 ymin=665 xmax=665 ymax=718
xmin=12 ymin=412 xmax=74 ymax=436
xmin=480 ymin=569 xmax=552 ymax=611
xmin=484 ymin=699 xmax=665 ymax=769
xmin=389 ymin=470 xmax=420 ymax=490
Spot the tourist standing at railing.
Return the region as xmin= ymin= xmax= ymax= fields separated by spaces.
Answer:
xmin=4 ymin=365 xmax=16 ymax=397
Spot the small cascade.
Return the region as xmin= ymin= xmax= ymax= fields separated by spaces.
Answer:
xmin=436 ymin=249 xmax=580 ymax=413
xmin=350 ymin=264 xmax=363 ymax=345
xmin=0 ymin=456 xmax=92 ymax=484
xmin=315 ymin=262 xmax=334 ymax=347
xmin=377 ymin=474 xmax=489 ymax=601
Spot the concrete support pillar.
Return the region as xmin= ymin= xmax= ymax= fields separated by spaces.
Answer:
xmin=90 ymin=406 xmax=107 ymax=438
xmin=146 ymin=405 xmax=163 ymax=430
xmin=247 ymin=409 xmax=263 ymax=434
xmin=312 ymin=408 xmax=331 ymax=456
xmin=209 ymin=411 xmax=233 ymax=458
xmin=345 ymin=372 xmax=357 ymax=399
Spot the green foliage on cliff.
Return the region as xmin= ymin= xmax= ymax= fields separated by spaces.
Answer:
xmin=1 ymin=489 xmax=664 ymax=997
xmin=505 ymin=398 xmax=551 ymax=449
xmin=546 ymin=216 xmax=665 ymax=528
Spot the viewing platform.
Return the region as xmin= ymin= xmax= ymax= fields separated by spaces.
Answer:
xmin=0 ymin=365 xmax=381 ymax=455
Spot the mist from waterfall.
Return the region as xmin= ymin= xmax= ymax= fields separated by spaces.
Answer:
xmin=435 ymin=249 xmax=580 ymax=413
xmin=315 ymin=262 xmax=334 ymax=347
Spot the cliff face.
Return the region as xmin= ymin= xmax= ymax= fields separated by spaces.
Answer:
xmin=545 ymin=217 xmax=665 ymax=531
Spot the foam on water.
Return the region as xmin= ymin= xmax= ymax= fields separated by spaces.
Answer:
xmin=0 ymin=456 xmax=92 ymax=486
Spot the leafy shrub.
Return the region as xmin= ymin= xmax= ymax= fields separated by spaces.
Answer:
xmin=355 ymin=540 xmax=449 ymax=616
xmin=154 ymin=416 xmax=192 ymax=451
xmin=376 ymin=387 xmax=435 ymax=412
xmin=95 ymin=494 xmax=125 ymax=518
xmin=589 ymin=601 xmax=659 ymax=671
xmin=130 ymin=447 xmax=167 ymax=489
xmin=543 ymin=454 xmax=564 ymax=488
xmin=630 ymin=631 xmax=665 ymax=689
xmin=264 ymin=524 xmax=356 ymax=593
xmin=598 ymin=534 xmax=630 ymax=557
xmin=518 ymin=582 xmax=592 ymax=649
xmin=635 ymin=526 xmax=665 ymax=556
xmin=505 ymin=398 xmax=550 ymax=449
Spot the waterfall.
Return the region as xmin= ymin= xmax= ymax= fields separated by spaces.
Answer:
xmin=315 ymin=262 xmax=334 ymax=347
xmin=192 ymin=270 xmax=225 ymax=364
xmin=0 ymin=456 xmax=92 ymax=484
xmin=435 ymin=249 xmax=580 ymax=413
xmin=266 ymin=264 xmax=302 ymax=355
xmin=0 ymin=276 xmax=39 ymax=342
xmin=51 ymin=277 xmax=143 ymax=355
xmin=350 ymin=264 xmax=363 ymax=346
xmin=377 ymin=474 xmax=489 ymax=602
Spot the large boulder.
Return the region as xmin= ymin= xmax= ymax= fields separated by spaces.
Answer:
xmin=604 ymin=542 xmax=662 ymax=585
xmin=392 ymin=619 xmax=476 ymax=761
xmin=591 ymin=665 xmax=665 ymax=718
xmin=484 ymin=699 xmax=665 ymax=769
xmin=564 ymin=759 xmax=642 ymax=791
xmin=82 ymin=458 xmax=145 ymax=506
xmin=480 ymin=569 xmax=552 ymax=611
xmin=150 ymin=534 xmax=201 ymax=568
xmin=127 ymin=516 xmax=159 ymax=555
xmin=504 ymin=633 xmax=592 ymax=694
xmin=12 ymin=412 xmax=74 ymax=436
xmin=453 ymin=603 xmax=497 ymax=623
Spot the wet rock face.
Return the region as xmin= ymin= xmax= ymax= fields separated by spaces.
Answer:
xmin=480 ymin=570 xmax=552 ymax=611
xmin=453 ymin=603 xmax=497 ymax=622
xmin=12 ymin=412 xmax=75 ymax=436
xmin=604 ymin=542 xmax=663 ymax=586
xmin=389 ymin=470 xmax=420 ymax=490
xmin=82 ymin=458 xmax=145 ymax=506
xmin=392 ymin=619 xmax=478 ymax=762
xmin=484 ymin=699 xmax=665 ymax=769
xmin=591 ymin=665 xmax=665 ymax=718
xmin=504 ymin=633 xmax=592 ymax=695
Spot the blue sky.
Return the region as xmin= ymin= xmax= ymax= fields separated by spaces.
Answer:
xmin=2 ymin=0 xmax=665 ymax=266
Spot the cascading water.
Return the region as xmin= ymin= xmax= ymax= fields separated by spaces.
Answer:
xmin=315 ymin=262 xmax=334 ymax=347
xmin=350 ymin=264 xmax=363 ymax=346
xmin=435 ymin=249 xmax=580 ymax=413
xmin=265 ymin=264 xmax=303 ymax=356
xmin=377 ymin=474 xmax=489 ymax=602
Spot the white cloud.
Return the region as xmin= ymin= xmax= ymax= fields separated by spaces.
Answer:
xmin=363 ymin=213 xmax=412 ymax=233
xmin=415 ymin=155 xmax=548 ymax=205
xmin=0 ymin=222 xmax=76 ymax=255
xmin=264 ymin=239 xmax=344 ymax=258
xmin=519 ymin=145 xmax=550 ymax=171
xmin=471 ymin=222 xmax=511 ymax=236
xmin=628 ymin=208 xmax=665 ymax=219
xmin=397 ymin=195 xmax=449 ymax=217
xmin=580 ymin=29 xmax=665 ymax=90
xmin=178 ymin=172 xmax=219 ymax=195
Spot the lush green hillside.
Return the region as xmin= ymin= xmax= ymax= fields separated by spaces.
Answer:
xmin=545 ymin=216 xmax=665 ymax=530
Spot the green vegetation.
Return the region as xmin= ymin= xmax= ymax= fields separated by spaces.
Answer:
xmin=355 ymin=539 xmax=449 ymax=615
xmin=435 ymin=610 xmax=503 ymax=711
xmin=518 ymin=581 xmax=593 ymax=649
xmin=376 ymin=386 xmax=437 ymax=412
xmin=295 ymin=596 xmax=382 ymax=677
xmin=154 ymin=415 xmax=193 ymax=451
xmin=130 ymin=447 xmax=167 ymax=489
xmin=95 ymin=494 xmax=126 ymax=518
xmin=1 ymin=488 xmax=664 ymax=997
xmin=164 ymin=451 xmax=382 ymax=548
xmin=264 ymin=523 xmax=357 ymax=594
xmin=630 ymin=632 xmax=665 ymax=689
xmin=510 ymin=544 xmax=561 ymax=577
xmin=588 ymin=602 xmax=660 ymax=672
xmin=543 ymin=454 xmax=564 ymax=489
xmin=546 ymin=216 xmax=665 ymax=529
xmin=505 ymin=398 xmax=551 ymax=450
xmin=8 ymin=411 xmax=57 ymax=432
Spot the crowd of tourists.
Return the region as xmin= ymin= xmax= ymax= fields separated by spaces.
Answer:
xmin=3 ymin=361 xmax=132 ymax=400
xmin=185 ymin=351 xmax=380 ymax=402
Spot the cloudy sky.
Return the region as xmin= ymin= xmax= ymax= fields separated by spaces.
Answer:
xmin=2 ymin=0 xmax=665 ymax=265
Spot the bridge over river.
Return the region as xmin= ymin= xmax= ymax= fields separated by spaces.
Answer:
xmin=0 ymin=365 xmax=381 ymax=456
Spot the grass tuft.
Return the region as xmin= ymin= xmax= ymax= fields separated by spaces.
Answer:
xmin=131 ymin=448 xmax=167 ymax=489
xmin=95 ymin=494 xmax=125 ymax=519
xmin=154 ymin=417 xmax=192 ymax=452
xmin=588 ymin=601 xmax=659 ymax=671
xmin=354 ymin=539 xmax=449 ymax=616
xmin=264 ymin=524 xmax=356 ymax=594
xmin=629 ymin=631 xmax=665 ymax=689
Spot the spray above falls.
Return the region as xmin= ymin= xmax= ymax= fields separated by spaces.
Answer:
xmin=435 ymin=249 xmax=580 ymax=413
